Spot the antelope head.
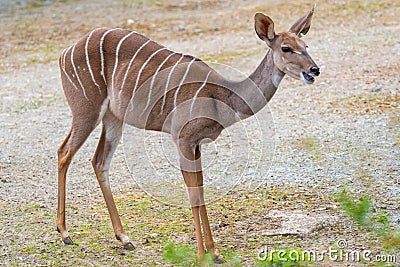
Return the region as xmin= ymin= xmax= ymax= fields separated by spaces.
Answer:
xmin=255 ymin=6 xmax=320 ymax=84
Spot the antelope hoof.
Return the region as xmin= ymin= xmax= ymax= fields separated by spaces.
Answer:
xmin=213 ymin=254 xmax=225 ymax=264
xmin=62 ymin=236 xmax=74 ymax=245
xmin=123 ymin=242 xmax=135 ymax=251
xmin=115 ymin=234 xmax=134 ymax=250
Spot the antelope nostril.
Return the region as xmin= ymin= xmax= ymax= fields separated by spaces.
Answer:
xmin=310 ymin=66 xmax=320 ymax=76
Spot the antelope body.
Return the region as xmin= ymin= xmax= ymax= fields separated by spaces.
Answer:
xmin=57 ymin=7 xmax=320 ymax=263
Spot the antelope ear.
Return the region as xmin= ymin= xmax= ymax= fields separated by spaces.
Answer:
xmin=254 ymin=13 xmax=275 ymax=46
xmin=289 ymin=4 xmax=315 ymax=37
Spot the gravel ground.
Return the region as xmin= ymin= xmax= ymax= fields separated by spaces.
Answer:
xmin=0 ymin=0 xmax=399 ymax=266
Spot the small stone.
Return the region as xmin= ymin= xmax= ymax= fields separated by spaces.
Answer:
xmin=126 ymin=19 xmax=134 ymax=26
xmin=371 ymin=86 xmax=382 ymax=92
xmin=149 ymin=233 xmax=159 ymax=238
xmin=210 ymin=223 xmax=219 ymax=230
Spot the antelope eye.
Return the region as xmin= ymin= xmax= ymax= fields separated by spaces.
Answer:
xmin=281 ymin=46 xmax=292 ymax=53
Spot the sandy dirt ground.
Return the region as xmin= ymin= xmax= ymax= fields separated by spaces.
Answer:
xmin=0 ymin=0 xmax=399 ymax=266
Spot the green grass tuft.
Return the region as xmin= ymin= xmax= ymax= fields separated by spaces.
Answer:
xmin=162 ymin=242 xmax=243 ymax=266
xmin=335 ymin=190 xmax=400 ymax=260
xmin=335 ymin=191 xmax=371 ymax=226
xmin=163 ymin=242 xmax=202 ymax=266
xmin=28 ymin=1 xmax=51 ymax=9
xmin=221 ymin=250 xmax=242 ymax=267
xmin=122 ymin=0 xmax=164 ymax=8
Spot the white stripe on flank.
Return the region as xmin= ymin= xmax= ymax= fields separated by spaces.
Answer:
xmin=100 ymin=28 xmax=119 ymax=86
xmin=160 ymin=54 xmax=185 ymax=113
xmin=189 ymin=71 xmax=212 ymax=116
xmin=128 ymin=47 xmax=167 ymax=112
xmin=133 ymin=47 xmax=167 ymax=94
xmin=85 ymin=29 xmax=101 ymax=94
xmin=142 ymin=52 xmax=176 ymax=114
xmin=111 ymin=31 xmax=137 ymax=98
xmin=173 ymin=57 xmax=196 ymax=110
xmin=61 ymin=46 xmax=79 ymax=91
xmin=119 ymin=39 xmax=152 ymax=94
xmin=71 ymin=43 xmax=89 ymax=100
xmin=60 ymin=48 xmax=67 ymax=68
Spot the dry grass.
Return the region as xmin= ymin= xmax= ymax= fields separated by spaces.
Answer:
xmin=328 ymin=93 xmax=399 ymax=115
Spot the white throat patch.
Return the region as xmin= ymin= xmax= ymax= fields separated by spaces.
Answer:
xmin=272 ymin=72 xmax=284 ymax=88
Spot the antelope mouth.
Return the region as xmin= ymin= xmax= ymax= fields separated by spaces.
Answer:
xmin=301 ymin=72 xmax=315 ymax=84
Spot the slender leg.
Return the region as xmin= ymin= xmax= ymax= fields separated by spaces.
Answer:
xmin=57 ymin=121 xmax=96 ymax=244
xmin=182 ymin=170 xmax=206 ymax=259
xmin=199 ymin=205 xmax=213 ymax=250
xmin=199 ymin=198 xmax=223 ymax=263
xmin=193 ymin=206 xmax=206 ymax=257
xmin=181 ymin=145 xmax=222 ymax=264
xmin=57 ymin=131 xmax=73 ymax=244
xmin=91 ymin=110 xmax=134 ymax=250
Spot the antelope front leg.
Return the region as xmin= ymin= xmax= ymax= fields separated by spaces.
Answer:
xmin=182 ymin=171 xmax=223 ymax=264
xmin=190 ymin=171 xmax=223 ymax=263
xmin=180 ymin=146 xmax=222 ymax=264
xmin=199 ymin=203 xmax=223 ymax=263
xmin=182 ymin=170 xmax=206 ymax=260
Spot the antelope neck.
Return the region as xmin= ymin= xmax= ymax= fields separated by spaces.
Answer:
xmin=228 ymin=50 xmax=285 ymax=118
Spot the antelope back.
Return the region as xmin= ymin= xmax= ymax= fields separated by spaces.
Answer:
xmin=60 ymin=28 xmax=228 ymax=131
